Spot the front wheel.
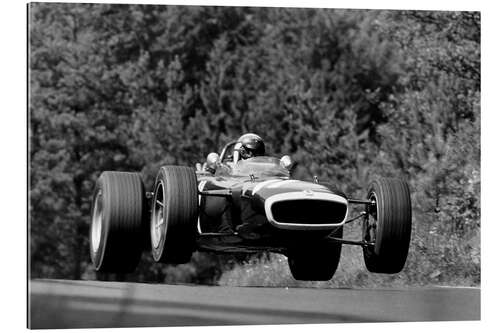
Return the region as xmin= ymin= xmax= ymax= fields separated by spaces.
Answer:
xmin=362 ymin=178 xmax=412 ymax=273
xmin=150 ymin=166 xmax=199 ymax=264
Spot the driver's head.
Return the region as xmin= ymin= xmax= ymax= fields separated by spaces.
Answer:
xmin=235 ymin=133 xmax=265 ymax=160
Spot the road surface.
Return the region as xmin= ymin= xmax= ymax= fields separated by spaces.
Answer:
xmin=28 ymin=279 xmax=480 ymax=329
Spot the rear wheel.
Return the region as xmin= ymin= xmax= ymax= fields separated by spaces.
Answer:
xmin=363 ymin=178 xmax=412 ymax=273
xmin=150 ymin=166 xmax=198 ymax=264
xmin=89 ymin=171 xmax=148 ymax=273
xmin=287 ymin=227 xmax=343 ymax=281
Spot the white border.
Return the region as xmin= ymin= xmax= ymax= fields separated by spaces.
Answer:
xmin=5 ymin=1 xmax=495 ymax=333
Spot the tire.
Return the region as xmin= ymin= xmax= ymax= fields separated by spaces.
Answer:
xmin=362 ymin=178 xmax=412 ymax=273
xmin=89 ymin=171 xmax=148 ymax=273
xmin=150 ymin=166 xmax=198 ymax=264
xmin=287 ymin=227 xmax=343 ymax=281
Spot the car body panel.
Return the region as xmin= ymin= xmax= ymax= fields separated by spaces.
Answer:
xmin=196 ymin=156 xmax=348 ymax=245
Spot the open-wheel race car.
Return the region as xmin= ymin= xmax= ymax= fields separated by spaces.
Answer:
xmin=90 ymin=139 xmax=412 ymax=281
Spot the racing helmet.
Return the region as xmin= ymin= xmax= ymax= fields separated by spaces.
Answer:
xmin=236 ymin=133 xmax=265 ymax=160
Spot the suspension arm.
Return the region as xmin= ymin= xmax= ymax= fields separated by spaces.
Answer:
xmin=328 ymin=236 xmax=374 ymax=247
xmin=347 ymin=198 xmax=373 ymax=205
xmin=344 ymin=211 xmax=367 ymax=224
xmin=199 ymin=189 xmax=233 ymax=197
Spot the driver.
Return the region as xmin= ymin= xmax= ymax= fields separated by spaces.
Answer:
xmin=232 ymin=133 xmax=266 ymax=163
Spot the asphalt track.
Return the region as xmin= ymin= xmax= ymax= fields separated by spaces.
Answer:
xmin=28 ymin=279 xmax=480 ymax=329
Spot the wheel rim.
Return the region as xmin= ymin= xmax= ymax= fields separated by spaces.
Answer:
xmin=364 ymin=192 xmax=378 ymax=244
xmin=91 ymin=190 xmax=103 ymax=254
xmin=151 ymin=180 xmax=166 ymax=249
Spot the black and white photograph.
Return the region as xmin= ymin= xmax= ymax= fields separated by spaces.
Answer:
xmin=23 ymin=0 xmax=484 ymax=330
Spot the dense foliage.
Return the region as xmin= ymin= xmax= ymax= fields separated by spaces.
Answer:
xmin=29 ymin=4 xmax=480 ymax=285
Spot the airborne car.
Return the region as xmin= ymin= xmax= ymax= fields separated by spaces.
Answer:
xmin=90 ymin=141 xmax=412 ymax=281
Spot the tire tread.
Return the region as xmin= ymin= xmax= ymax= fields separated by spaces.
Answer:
xmin=287 ymin=227 xmax=343 ymax=281
xmin=90 ymin=171 xmax=147 ymax=273
xmin=152 ymin=166 xmax=198 ymax=264
xmin=363 ymin=178 xmax=412 ymax=273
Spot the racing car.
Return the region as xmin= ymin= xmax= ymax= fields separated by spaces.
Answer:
xmin=89 ymin=140 xmax=412 ymax=281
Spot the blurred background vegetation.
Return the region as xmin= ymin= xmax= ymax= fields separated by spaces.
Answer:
xmin=29 ymin=3 xmax=480 ymax=287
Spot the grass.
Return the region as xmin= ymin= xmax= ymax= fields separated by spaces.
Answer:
xmin=218 ymin=220 xmax=480 ymax=288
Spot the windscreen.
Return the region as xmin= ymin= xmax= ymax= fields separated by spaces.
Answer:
xmin=230 ymin=156 xmax=290 ymax=178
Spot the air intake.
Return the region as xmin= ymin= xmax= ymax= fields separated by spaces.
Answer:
xmin=271 ymin=199 xmax=347 ymax=225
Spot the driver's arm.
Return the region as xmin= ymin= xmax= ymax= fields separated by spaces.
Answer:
xmin=215 ymin=163 xmax=232 ymax=176
xmin=232 ymin=142 xmax=242 ymax=167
